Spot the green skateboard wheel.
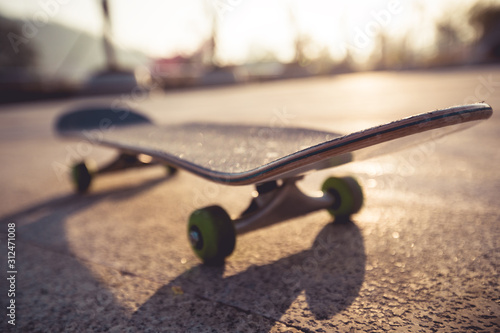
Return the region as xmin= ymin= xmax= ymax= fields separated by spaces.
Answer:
xmin=71 ymin=161 xmax=92 ymax=193
xmin=321 ymin=176 xmax=364 ymax=219
xmin=188 ymin=206 xmax=236 ymax=265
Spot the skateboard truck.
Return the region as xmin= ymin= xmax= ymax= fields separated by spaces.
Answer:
xmin=71 ymin=153 xmax=176 ymax=193
xmin=234 ymin=177 xmax=334 ymax=234
xmin=188 ymin=175 xmax=363 ymax=265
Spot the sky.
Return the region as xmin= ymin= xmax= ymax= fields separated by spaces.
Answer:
xmin=0 ymin=0 xmax=487 ymax=65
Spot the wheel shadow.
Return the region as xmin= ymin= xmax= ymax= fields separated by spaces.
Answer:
xmin=0 ymin=175 xmax=169 ymax=331
xmin=129 ymin=220 xmax=366 ymax=331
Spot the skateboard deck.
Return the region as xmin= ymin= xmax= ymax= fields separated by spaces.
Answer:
xmin=56 ymin=103 xmax=492 ymax=185
xmin=55 ymin=103 xmax=492 ymax=265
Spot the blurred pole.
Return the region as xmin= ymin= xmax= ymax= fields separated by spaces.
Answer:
xmin=101 ymin=0 xmax=118 ymax=71
xmin=203 ymin=0 xmax=218 ymax=69
xmin=210 ymin=11 xmax=217 ymax=68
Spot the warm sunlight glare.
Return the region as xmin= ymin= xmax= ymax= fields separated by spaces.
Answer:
xmin=0 ymin=0 xmax=484 ymax=65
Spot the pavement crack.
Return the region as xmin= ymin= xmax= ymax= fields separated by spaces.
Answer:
xmin=189 ymin=291 xmax=310 ymax=332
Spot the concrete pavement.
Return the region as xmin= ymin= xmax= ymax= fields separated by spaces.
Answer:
xmin=0 ymin=66 xmax=499 ymax=332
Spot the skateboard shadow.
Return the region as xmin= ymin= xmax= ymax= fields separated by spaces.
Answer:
xmin=3 ymin=176 xmax=168 ymax=244
xmin=130 ymin=220 xmax=365 ymax=331
xmin=0 ymin=176 xmax=168 ymax=331
xmin=2 ymin=174 xmax=364 ymax=331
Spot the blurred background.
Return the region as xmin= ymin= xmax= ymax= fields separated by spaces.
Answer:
xmin=0 ymin=0 xmax=499 ymax=104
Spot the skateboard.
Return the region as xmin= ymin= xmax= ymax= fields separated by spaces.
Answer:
xmin=55 ymin=103 xmax=492 ymax=264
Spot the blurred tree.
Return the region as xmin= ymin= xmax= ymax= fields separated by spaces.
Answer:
xmin=432 ymin=19 xmax=466 ymax=66
xmin=0 ymin=16 xmax=44 ymax=103
xmin=0 ymin=16 xmax=37 ymax=71
xmin=288 ymin=3 xmax=306 ymax=66
xmin=469 ymin=2 xmax=500 ymax=62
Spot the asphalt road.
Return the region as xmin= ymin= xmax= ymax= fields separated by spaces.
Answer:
xmin=1 ymin=66 xmax=499 ymax=332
